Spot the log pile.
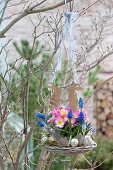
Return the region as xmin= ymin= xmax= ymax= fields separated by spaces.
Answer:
xmin=95 ymin=80 xmax=113 ymax=138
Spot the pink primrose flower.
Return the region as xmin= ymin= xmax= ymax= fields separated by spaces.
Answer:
xmin=74 ymin=109 xmax=89 ymax=121
xmin=47 ymin=116 xmax=55 ymax=125
xmin=55 ymin=117 xmax=65 ymax=128
xmin=49 ymin=108 xmax=61 ymax=117
xmin=73 ymin=110 xmax=79 ymax=118
xmin=67 ymin=116 xmax=76 ymax=125
xmin=65 ymin=107 xmax=70 ymax=113
xmin=60 ymin=115 xmax=68 ymax=123
xmin=48 ymin=107 xmax=89 ymax=128
xmin=83 ymin=109 xmax=89 ymax=121
xmin=61 ymin=109 xmax=68 ymax=116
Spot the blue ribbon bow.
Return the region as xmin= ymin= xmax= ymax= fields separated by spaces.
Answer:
xmin=55 ymin=12 xmax=79 ymax=73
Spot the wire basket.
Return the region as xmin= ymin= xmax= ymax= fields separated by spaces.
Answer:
xmin=44 ymin=144 xmax=97 ymax=156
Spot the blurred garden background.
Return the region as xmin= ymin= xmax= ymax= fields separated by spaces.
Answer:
xmin=0 ymin=0 xmax=113 ymax=169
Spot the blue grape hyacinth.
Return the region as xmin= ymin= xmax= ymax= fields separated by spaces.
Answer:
xmin=37 ymin=119 xmax=44 ymax=127
xmin=79 ymin=98 xmax=84 ymax=109
xmin=67 ymin=110 xmax=73 ymax=119
xmin=92 ymin=128 xmax=96 ymax=133
xmin=77 ymin=111 xmax=85 ymax=125
xmin=86 ymin=123 xmax=91 ymax=129
xmin=36 ymin=112 xmax=46 ymax=121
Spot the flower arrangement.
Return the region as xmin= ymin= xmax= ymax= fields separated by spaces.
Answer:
xmin=35 ymin=98 xmax=97 ymax=149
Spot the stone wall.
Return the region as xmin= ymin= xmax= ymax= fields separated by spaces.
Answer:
xmin=94 ymin=77 xmax=113 ymax=138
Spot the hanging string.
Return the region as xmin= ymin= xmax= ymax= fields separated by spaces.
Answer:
xmin=55 ymin=12 xmax=79 ymax=76
xmin=65 ymin=0 xmax=68 ymax=12
xmin=54 ymin=0 xmax=69 ymax=73
xmin=50 ymin=0 xmax=79 ymax=87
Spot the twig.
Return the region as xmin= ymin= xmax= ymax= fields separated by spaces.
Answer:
xmin=1 ymin=134 xmax=15 ymax=169
xmin=39 ymin=70 xmax=45 ymax=113
xmin=14 ymin=119 xmax=37 ymax=169
xmin=46 ymin=153 xmax=55 ymax=170
xmin=0 ymin=0 xmax=73 ymax=38
xmin=93 ymin=151 xmax=113 ymax=169
xmin=85 ymin=75 xmax=113 ymax=105
xmin=79 ymin=0 xmax=100 ymax=16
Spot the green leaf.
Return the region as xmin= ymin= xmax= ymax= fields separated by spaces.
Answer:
xmin=88 ymin=65 xmax=100 ymax=85
xmin=83 ymin=87 xmax=92 ymax=97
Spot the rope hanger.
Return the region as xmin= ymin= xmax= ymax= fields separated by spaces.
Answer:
xmin=51 ymin=0 xmax=79 ymax=84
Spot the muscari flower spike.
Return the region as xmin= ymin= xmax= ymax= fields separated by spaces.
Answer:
xmin=86 ymin=123 xmax=91 ymax=129
xmin=92 ymin=128 xmax=96 ymax=133
xmin=77 ymin=111 xmax=85 ymax=125
xmin=66 ymin=105 xmax=69 ymax=108
xmin=67 ymin=109 xmax=73 ymax=119
xmin=37 ymin=119 xmax=45 ymax=127
xmin=79 ymin=98 xmax=84 ymax=109
xmin=35 ymin=112 xmax=46 ymax=121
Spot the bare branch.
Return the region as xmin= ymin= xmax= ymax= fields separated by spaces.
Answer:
xmin=0 ymin=0 xmax=73 ymax=38
xmin=14 ymin=119 xmax=37 ymax=169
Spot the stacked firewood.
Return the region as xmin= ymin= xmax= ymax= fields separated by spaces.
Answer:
xmin=94 ymin=80 xmax=113 ymax=138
